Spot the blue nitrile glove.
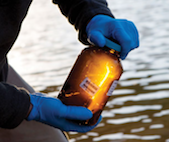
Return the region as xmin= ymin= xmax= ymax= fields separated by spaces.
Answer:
xmin=27 ymin=93 xmax=101 ymax=133
xmin=86 ymin=15 xmax=139 ymax=60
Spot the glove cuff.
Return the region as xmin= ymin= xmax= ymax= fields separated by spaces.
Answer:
xmin=26 ymin=94 xmax=40 ymax=121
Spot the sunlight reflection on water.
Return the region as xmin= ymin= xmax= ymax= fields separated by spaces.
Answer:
xmin=93 ymin=133 xmax=161 ymax=141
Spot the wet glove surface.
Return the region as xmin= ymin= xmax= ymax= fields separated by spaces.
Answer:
xmin=86 ymin=15 xmax=139 ymax=60
xmin=27 ymin=93 xmax=101 ymax=133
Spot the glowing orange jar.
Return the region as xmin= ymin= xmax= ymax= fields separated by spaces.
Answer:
xmin=58 ymin=39 xmax=123 ymax=125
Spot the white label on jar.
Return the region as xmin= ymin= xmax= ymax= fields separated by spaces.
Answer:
xmin=80 ymin=77 xmax=99 ymax=96
xmin=107 ymin=80 xmax=118 ymax=96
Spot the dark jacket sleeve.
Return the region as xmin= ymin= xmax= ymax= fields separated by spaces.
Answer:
xmin=0 ymin=83 xmax=30 ymax=129
xmin=0 ymin=0 xmax=32 ymax=129
xmin=53 ymin=0 xmax=114 ymax=44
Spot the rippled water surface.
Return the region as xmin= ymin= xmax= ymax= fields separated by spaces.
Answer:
xmin=8 ymin=0 xmax=169 ymax=141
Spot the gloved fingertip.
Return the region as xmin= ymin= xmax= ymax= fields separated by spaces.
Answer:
xmin=93 ymin=115 xmax=102 ymax=127
xmin=120 ymin=52 xmax=128 ymax=60
xmin=78 ymin=107 xmax=93 ymax=120
xmin=66 ymin=106 xmax=93 ymax=120
xmin=86 ymin=108 xmax=93 ymax=117
xmin=121 ymin=57 xmax=126 ymax=60
xmin=98 ymin=115 xmax=102 ymax=123
xmin=79 ymin=115 xmax=102 ymax=133
xmin=120 ymin=54 xmax=125 ymax=60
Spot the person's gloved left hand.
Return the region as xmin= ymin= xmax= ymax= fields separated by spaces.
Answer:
xmin=27 ymin=93 xmax=101 ymax=133
xmin=86 ymin=15 xmax=139 ymax=60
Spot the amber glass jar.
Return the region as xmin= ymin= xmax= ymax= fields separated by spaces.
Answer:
xmin=58 ymin=39 xmax=123 ymax=125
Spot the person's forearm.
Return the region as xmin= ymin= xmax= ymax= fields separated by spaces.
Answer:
xmin=53 ymin=0 xmax=114 ymax=44
xmin=0 ymin=83 xmax=30 ymax=129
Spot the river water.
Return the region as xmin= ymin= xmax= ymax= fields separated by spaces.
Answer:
xmin=8 ymin=0 xmax=169 ymax=142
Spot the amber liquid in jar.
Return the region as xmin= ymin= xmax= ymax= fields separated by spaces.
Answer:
xmin=58 ymin=39 xmax=123 ymax=125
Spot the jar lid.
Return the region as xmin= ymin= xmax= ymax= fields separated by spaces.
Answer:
xmin=105 ymin=38 xmax=121 ymax=52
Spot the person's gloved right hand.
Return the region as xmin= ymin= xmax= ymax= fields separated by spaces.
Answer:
xmin=27 ymin=93 xmax=101 ymax=133
xmin=86 ymin=15 xmax=139 ymax=60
